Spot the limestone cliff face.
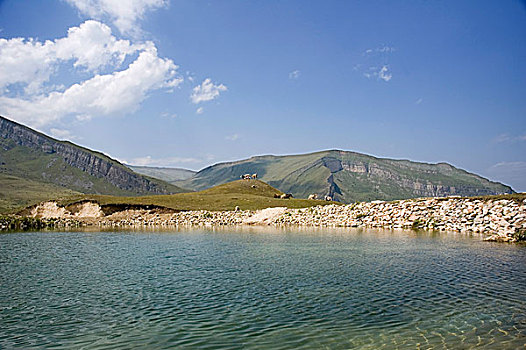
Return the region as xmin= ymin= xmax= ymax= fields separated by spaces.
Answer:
xmin=178 ymin=150 xmax=514 ymax=203
xmin=0 ymin=116 xmax=178 ymax=195
xmin=324 ymin=156 xmax=513 ymax=202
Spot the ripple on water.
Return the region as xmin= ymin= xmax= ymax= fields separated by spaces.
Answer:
xmin=0 ymin=228 xmax=525 ymax=349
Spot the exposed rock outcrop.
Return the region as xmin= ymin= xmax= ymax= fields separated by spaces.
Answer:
xmin=0 ymin=116 xmax=179 ymax=195
xmin=17 ymin=195 xmax=526 ymax=243
xmin=177 ymin=150 xmax=514 ymax=203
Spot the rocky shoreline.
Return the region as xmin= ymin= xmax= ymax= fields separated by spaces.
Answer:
xmin=3 ymin=196 xmax=525 ymax=243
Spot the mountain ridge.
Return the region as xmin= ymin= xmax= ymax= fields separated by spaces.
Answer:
xmin=174 ymin=149 xmax=513 ymax=203
xmin=128 ymin=165 xmax=196 ymax=183
xmin=0 ymin=116 xmax=186 ymax=212
xmin=0 ymin=115 xmax=514 ymax=210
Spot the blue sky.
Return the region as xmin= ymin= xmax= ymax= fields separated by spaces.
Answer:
xmin=0 ymin=0 xmax=525 ymax=191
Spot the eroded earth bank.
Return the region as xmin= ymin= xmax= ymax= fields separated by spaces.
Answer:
xmin=4 ymin=196 xmax=525 ymax=243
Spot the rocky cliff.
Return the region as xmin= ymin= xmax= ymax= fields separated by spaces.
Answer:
xmin=176 ymin=150 xmax=513 ymax=203
xmin=0 ymin=116 xmax=184 ymax=196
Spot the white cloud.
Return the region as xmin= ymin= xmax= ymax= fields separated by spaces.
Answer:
xmin=492 ymin=133 xmax=526 ymax=144
xmin=0 ymin=47 xmax=182 ymax=127
xmin=186 ymin=71 xmax=195 ymax=82
xmin=225 ymin=134 xmax=239 ymax=141
xmin=358 ymin=45 xmax=395 ymax=82
xmin=76 ymin=114 xmax=93 ymax=121
xmin=289 ymin=69 xmax=300 ymax=79
xmin=378 ymin=46 xmax=395 ymax=53
xmin=125 ymin=155 xmax=201 ymax=166
xmin=49 ymin=128 xmax=79 ymax=141
xmin=161 ymin=112 xmax=177 ymax=118
xmin=490 ymin=161 xmax=526 ymax=170
xmin=0 ymin=38 xmax=52 ymax=95
xmin=0 ymin=20 xmax=147 ymax=94
xmin=378 ymin=66 xmax=392 ymax=82
xmin=55 ymin=20 xmax=148 ymax=71
xmin=364 ymin=46 xmax=395 ymax=55
xmin=493 ymin=134 xmax=512 ymax=143
xmin=364 ymin=65 xmax=392 ymax=82
xmin=64 ymin=0 xmax=168 ymax=35
xmin=190 ymin=78 xmax=227 ymax=104
xmin=196 ymin=107 xmax=204 ymax=114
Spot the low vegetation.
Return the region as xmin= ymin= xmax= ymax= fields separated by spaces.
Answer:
xmin=0 ymin=174 xmax=80 ymax=214
xmin=49 ymin=180 xmax=336 ymax=212
xmin=174 ymin=150 xmax=514 ymax=203
xmin=464 ymin=193 xmax=526 ymax=203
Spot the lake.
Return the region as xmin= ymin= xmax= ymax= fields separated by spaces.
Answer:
xmin=0 ymin=227 xmax=525 ymax=349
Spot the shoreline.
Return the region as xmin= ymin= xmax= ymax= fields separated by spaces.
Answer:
xmin=2 ymin=195 xmax=525 ymax=242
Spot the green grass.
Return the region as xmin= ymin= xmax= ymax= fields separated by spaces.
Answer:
xmin=0 ymin=137 xmax=184 ymax=196
xmin=0 ymin=174 xmax=80 ymax=214
xmin=463 ymin=193 xmax=526 ymax=202
xmin=174 ymin=150 xmax=514 ymax=203
xmin=56 ymin=180 xmax=338 ymax=212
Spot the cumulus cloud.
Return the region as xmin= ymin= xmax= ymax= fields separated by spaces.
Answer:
xmin=196 ymin=107 xmax=204 ymax=114
xmin=0 ymin=47 xmax=182 ymax=127
xmin=190 ymin=78 xmax=227 ymax=104
xmin=125 ymin=155 xmax=201 ymax=166
xmin=0 ymin=20 xmax=148 ymax=94
xmin=289 ymin=69 xmax=300 ymax=79
xmin=64 ymin=0 xmax=168 ymax=35
xmin=55 ymin=20 xmax=149 ymax=70
xmin=0 ymin=20 xmax=182 ymax=127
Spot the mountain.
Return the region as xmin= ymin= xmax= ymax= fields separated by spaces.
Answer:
xmin=0 ymin=116 xmax=186 ymax=212
xmin=128 ymin=165 xmax=196 ymax=183
xmin=175 ymin=150 xmax=513 ymax=203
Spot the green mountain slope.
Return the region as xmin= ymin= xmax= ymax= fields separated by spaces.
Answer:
xmin=128 ymin=165 xmax=196 ymax=183
xmin=0 ymin=116 xmax=187 ymax=212
xmin=176 ymin=150 xmax=513 ymax=203
xmin=0 ymin=174 xmax=80 ymax=214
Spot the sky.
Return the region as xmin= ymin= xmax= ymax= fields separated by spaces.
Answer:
xmin=0 ymin=0 xmax=525 ymax=191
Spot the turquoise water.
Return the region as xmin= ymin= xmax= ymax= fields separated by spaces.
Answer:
xmin=0 ymin=228 xmax=525 ymax=349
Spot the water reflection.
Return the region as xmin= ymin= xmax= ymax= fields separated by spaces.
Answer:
xmin=0 ymin=228 xmax=524 ymax=349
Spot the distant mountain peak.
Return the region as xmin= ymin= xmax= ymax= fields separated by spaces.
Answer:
xmin=173 ymin=149 xmax=513 ymax=203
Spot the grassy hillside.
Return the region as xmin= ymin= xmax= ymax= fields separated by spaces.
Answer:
xmin=0 ymin=137 xmax=184 ymax=195
xmin=0 ymin=116 xmax=188 ymax=212
xmin=55 ymin=180 xmax=335 ymax=212
xmin=128 ymin=165 xmax=196 ymax=183
xmin=0 ymin=174 xmax=80 ymax=214
xmin=175 ymin=150 xmax=513 ymax=203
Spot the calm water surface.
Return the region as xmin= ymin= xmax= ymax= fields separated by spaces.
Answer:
xmin=0 ymin=228 xmax=525 ymax=349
